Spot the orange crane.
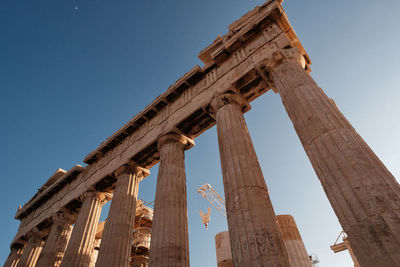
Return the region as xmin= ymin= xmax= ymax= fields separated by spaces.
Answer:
xmin=330 ymin=231 xmax=360 ymax=267
xmin=197 ymin=184 xmax=227 ymax=229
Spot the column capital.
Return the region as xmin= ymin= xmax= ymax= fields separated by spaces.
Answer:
xmin=209 ymin=91 xmax=250 ymax=114
xmin=114 ymin=164 xmax=150 ymax=179
xmin=266 ymin=47 xmax=306 ymax=71
xmin=26 ymin=227 xmax=47 ymax=242
xmin=80 ymin=191 xmax=111 ymax=205
xmin=10 ymin=242 xmax=25 ymax=250
xmin=157 ymin=133 xmax=194 ymax=151
xmin=51 ymin=208 xmax=75 ymax=224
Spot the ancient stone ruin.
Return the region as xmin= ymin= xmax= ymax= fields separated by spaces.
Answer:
xmin=4 ymin=0 xmax=400 ymax=266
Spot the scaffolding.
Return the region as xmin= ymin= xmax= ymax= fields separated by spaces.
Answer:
xmin=131 ymin=199 xmax=153 ymax=267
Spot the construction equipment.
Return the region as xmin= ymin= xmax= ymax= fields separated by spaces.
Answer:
xmin=197 ymin=183 xmax=227 ymax=229
xmin=331 ymin=231 xmax=347 ymax=253
xmin=199 ymin=207 xmax=212 ymax=229
xmin=331 ymin=231 xmax=360 ymax=267
xmin=131 ymin=199 xmax=153 ymax=267
xmin=197 ymin=184 xmax=226 ymax=218
xmin=197 ymin=184 xmax=232 ymax=266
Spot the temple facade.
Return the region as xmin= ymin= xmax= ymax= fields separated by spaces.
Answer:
xmin=4 ymin=1 xmax=400 ymax=266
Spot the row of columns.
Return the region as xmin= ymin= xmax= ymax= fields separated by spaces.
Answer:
xmin=5 ymin=48 xmax=400 ymax=267
xmin=5 ymin=165 xmax=147 ymax=267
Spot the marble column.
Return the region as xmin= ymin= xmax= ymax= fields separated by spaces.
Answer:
xmin=16 ymin=229 xmax=46 ymax=267
xmin=210 ymin=93 xmax=290 ymax=267
xmin=148 ymin=133 xmax=193 ymax=267
xmin=269 ymin=47 xmax=400 ymax=266
xmin=96 ymin=164 xmax=149 ymax=267
xmin=36 ymin=209 xmax=75 ymax=267
xmin=3 ymin=243 xmax=25 ymax=267
xmin=60 ymin=191 xmax=107 ymax=267
xmin=276 ymin=215 xmax=311 ymax=267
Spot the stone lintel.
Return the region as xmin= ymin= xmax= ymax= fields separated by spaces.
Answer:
xmin=83 ymin=65 xmax=204 ymax=165
xmin=15 ymin=165 xmax=83 ymax=220
xmin=83 ymin=0 xmax=307 ymax=167
xmin=21 ymin=169 xmax=67 ymax=211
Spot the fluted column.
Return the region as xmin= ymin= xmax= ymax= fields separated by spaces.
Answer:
xmin=96 ymin=164 xmax=149 ymax=267
xmin=60 ymin=191 xmax=107 ymax=267
xmin=36 ymin=209 xmax=75 ymax=267
xmin=276 ymin=215 xmax=311 ymax=267
xmin=4 ymin=243 xmax=25 ymax=267
xmin=210 ymin=93 xmax=290 ymax=267
xmin=149 ymin=133 xmax=194 ymax=267
xmin=269 ymin=47 xmax=400 ymax=266
xmin=16 ymin=229 xmax=46 ymax=267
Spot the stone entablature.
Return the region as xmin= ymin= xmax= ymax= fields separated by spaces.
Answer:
xmin=16 ymin=166 xmax=83 ymax=224
xmin=13 ymin=0 xmax=309 ymax=245
xmin=22 ymin=169 xmax=66 ymax=209
xmin=82 ymin=0 xmax=309 ymax=165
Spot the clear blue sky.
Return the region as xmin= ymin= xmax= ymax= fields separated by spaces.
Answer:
xmin=1 ymin=1 xmax=400 ymax=266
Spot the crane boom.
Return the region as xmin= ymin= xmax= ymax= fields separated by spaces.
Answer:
xmin=197 ymin=184 xmax=227 ymax=218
